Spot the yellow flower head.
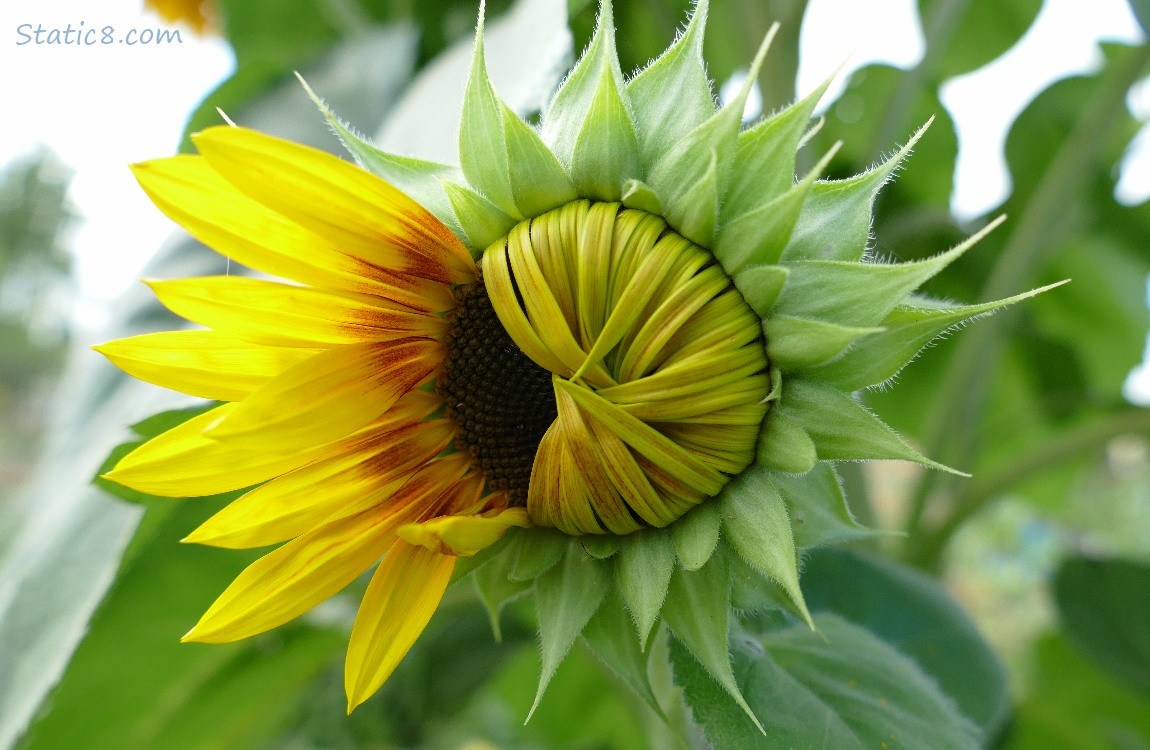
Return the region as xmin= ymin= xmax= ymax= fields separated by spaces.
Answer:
xmin=100 ymin=0 xmax=1054 ymax=720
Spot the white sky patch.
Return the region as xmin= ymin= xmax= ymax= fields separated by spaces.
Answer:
xmin=0 ymin=0 xmax=234 ymax=330
xmin=940 ymin=0 xmax=1145 ymax=221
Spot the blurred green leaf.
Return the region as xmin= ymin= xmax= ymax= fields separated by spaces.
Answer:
xmin=1004 ymin=634 xmax=1150 ymax=750
xmin=1053 ymin=556 xmax=1150 ymax=698
xmin=19 ymin=496 xmax=343 ymax=750
xmin=801 ymin=548 xmax=1009 ymax=739
xmin=672 ymin=613 xmax=981 ymax=749
xmin=919 ymin=0 xmax=1042 ymax=79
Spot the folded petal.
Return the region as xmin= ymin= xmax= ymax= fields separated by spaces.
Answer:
xmin=131 ymin=156 xmax=457 ymax=309
xmin=192 ymin=127 xmax=475 ymax=285
xmin=344 ymin=541 xmax=456 ymax=712
xmin=206 ymin=339 xmax=443 ymax=451
xmin=94 ymin=330 xmax=319 ymax=402
xmin=146 ymin=277 xmax=446 ymax=348
xmin=397 ymin=507 xmax=531 ymax=556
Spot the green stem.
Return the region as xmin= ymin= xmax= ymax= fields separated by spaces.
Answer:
xmin=909 ymin=407 xmax=1150 ymax=570
xmin=902 ymin=41 xmax=1150 ymax=548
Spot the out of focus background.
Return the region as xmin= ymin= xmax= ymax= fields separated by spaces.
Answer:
xmin=1 ymin=0 xmax=1148 ymax=747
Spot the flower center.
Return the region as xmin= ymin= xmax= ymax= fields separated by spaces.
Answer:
xmin=472 ymin=200 xmax=772 ymax=535
xmin=438 ymin=276 xmax=557 ymax=503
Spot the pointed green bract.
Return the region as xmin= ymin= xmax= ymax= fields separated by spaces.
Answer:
xmin=713 ymin=143 xmax=840 ymax=272
xmin=531 ymin=541 xmax=610 ymax=718
xmin=581 ymin=534 xmax=622 ymax=559
xmin=671 ymin=501 xmax=721 ymax=572
xmin=722 ymin=71 xmax=835 ymax=220
xmin=764 ymin=315 xmax=882 ymax=370
xmin=472 ymin=546 xmax=532 ymax=641
xmin=780 ymin=379 xmax=966 ymax=474
xmin=581 ymin=589 xmax=664 ymax=716
xmin=503 ymin=104 xmax=578 ymax=217
xmin=570 ymin=63 xmax=641 ymax=201
xmin=459 ymin=12 xmax=519 ymax=218
xmin=663 ymin=550 xmax=764 ymax=733
xmin=719 ymin=468 xmax=812 ymax=627
xmin=782 ymin=121 xmax=931 ymax=263
xmin=616 ymin=529 xmax=675 ymax=649
xmin=444 ymin=181 xmax=516 ymax=255
xmin=510 ymin=526 xmax=566 ymax=581
xmin=620 ymin=178 xmax=662 ymax=214
xmin=626 ymin=0 xmax=715 ymax=169
xmin=733 ymin=264 xmax=789 ymax=316
xmin=772 ymin=464 xmax=878 ymax=548
xmin=807 ymin=282 xmax=1069 ymax=390
xmin=756 ymin=410 xmax=818 ymax=474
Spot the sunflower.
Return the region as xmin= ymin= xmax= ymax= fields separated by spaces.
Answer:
xmin=145 ymin=0 xmax=216 ymax=34
xmin=100 ymin=0 xmax=1055 ymax=721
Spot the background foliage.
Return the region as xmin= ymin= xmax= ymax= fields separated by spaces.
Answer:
xmin=1 ymin=0 xmax=1149 ymax=747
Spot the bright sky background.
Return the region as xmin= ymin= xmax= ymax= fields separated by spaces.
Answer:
xmin=1 ymin=0 xmax=1148 ymax=398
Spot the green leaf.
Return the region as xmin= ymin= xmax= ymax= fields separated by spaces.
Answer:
xmin=805 ymin=282 xmax=1068 ymax=391
xmin=626 ymin=0 xmax=715 ymax=170
xmin=531 ymin=541 xmax=610 ymax=717
xmin=1005 ymin=634 xmax=1150 ymax=750
xmin=756 ymin=410 xmax=818 ymax=474
xmin=1132 ymin=0 xmax=1150 ymax=35
xmin=615 ymin=529 xmax=675 ymax=649
xmin=581 ymin=534 xmax=622 ymax=559
xmin=771 ymin=465 xmax=877 ymax=549
xmin=779 ymin=378 xmax=963 ymax=473
xmin=801 ymin=548 xmax=1009 ymax=738
xmin=18 ymin=497 xmax=342 ymax=750
xmin=921 ymin=0 xmax=1044 ymax=78
xmin=671 ymin=614 xmax=981 ymax=749
xmin=782 ymin=121 xmax=929 ymax=263
xmin=718 ymin=468 xmax=811 ymax=627
xmin=671 ymin=501 xmax=721 ymax=571
xmin=763 ymin=315 xmax=882 ymax=370
xmin=663 ymin=549 xmax=763 ymax=732
xmin=1054 ymin=556 xmax=1150 ymax=698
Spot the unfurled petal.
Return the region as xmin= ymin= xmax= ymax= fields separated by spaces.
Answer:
xmin=104 ymin=404 xmax=324 ymax=497
xmin=344 ymin=541 xmax=456 ymax=712
xmin=398 ymin=507 xmax=531 ymax=556
xmin=206 ymin=339 xmax=443 ymax=451
xmin=94 ymin=330 xmax=318 ymax=402
xmin=186 ymin=420 xmax=456 ymax=549
xmin=146 ymin=277 xmax=446 ymax=349
xmin=132 ymin=156 xmax=458 ymax=308
xmin=192 ymin=127 xmax=475 ymax=285
xmin=183 ymin=455 xmax=470 ymax=644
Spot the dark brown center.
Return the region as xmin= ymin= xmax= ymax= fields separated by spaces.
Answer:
xmin=437 ymin=274 xmax=557 ymax=503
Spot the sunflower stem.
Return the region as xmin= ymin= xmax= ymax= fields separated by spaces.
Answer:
xmin=901 ymin=41 xmax=1150 ymax=556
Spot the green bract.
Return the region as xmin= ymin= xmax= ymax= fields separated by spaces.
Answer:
xmin=303 ymin=0 xmax=1058 ymax=727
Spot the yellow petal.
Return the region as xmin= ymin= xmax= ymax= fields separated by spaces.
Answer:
xmin=183 ymin=455 xmax=470 ymax=644
xmin=397 ymin=507 xmax=530 ymax=556
xmin=191 ymin=126 xmax=475 ymax=285
xmin=345 ymin=541 xmax=455 ymax=712
xmin=206 ymin=339 xmax=443 ymax=451
xmin=131 ymin=156 xmax=456 ymax=309
xmin=146 ymin=276 xmax=445 ymax=348
xmin=186 ymin=420 xmax=456 ymax=549
xmin=104 ymin=403 xmax=323 ymax=497
xmin=95 ymin=330 xmax=319 ymax=402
